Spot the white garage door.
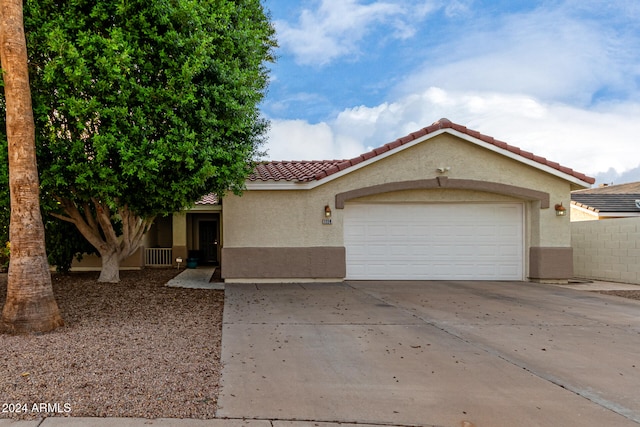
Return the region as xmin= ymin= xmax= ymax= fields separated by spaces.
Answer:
xmin=344 ymin=203 xmax=524 ymax=280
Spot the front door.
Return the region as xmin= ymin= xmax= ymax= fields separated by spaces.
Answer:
xmin=199 ymin=221 xmax=219 ymax=265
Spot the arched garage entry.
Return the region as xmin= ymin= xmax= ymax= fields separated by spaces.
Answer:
xmin=337 ymin=178 xmax=548 ymax=281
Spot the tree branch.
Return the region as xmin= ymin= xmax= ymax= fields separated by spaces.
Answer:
xmin=82 ymin=200 xmax=100 ymax=236
xmin=92 ymin=197 xmax=119 ymax=249
xmin=54 ymin=196 xmax=107 ymax=252
xmin=118 ymin=205 xmax=155 ymax=259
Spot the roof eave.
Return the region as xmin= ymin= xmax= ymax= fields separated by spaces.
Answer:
xmin=595 ymin=212 xmax=640 ymax=218
xmin=245 ymin=181 xmax=311 ymax=190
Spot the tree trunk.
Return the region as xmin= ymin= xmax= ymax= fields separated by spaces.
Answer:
xmin=0 ymin=0 xmax=63 ymax=333
xmin=52 ymin=198 xmax=153 ymax=283
xmin=98 ymin=250 xmax=120 ymax=283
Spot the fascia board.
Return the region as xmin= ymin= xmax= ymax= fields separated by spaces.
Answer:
xmin=187 ymin=204 xmax=222 ymax=212
xmin=597 ymin=212 xmax=640 ymax=218
xmin=244 ymin=181 xmax=310 ymax=190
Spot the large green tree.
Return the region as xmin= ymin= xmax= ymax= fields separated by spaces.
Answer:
xmin=11 ymin=0 xmax=275 ymax=282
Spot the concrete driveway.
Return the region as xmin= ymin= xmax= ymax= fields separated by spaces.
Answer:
xmin=216 ymin=281 xmax=640 ymax=427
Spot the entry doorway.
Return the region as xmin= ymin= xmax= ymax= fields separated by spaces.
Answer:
xmin=199 ymin=220 xmax=219 ymax=265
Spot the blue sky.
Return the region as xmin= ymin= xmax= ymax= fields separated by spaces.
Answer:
xmin=260 ymin=0 xmax=640 ymax=185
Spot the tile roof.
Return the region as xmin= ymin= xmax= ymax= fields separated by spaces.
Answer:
xmin=249 ymin=160 xmax=347 ymax=182
xmin=196 ymin=193 xmax=219 ymax=205
xmin=571 ymin=193 xmax=640 ymax=213
xmin=571 ymin=182 xmax=640 ymax=213
xmin=249 ymin=118 xmax=595 ymax=184
xmin=572 ymin=181 xmax=640 ymax=194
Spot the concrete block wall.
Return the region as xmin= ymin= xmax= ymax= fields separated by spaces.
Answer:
xmin=572 ymin=217 xmax=640 ymax=284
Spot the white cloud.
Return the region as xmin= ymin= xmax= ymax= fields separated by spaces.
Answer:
xmin=442 ymin=0 xmax=471 ymax=17
xmin=275 ymin=0 xmax=402 ymax=66
xmin=265 ymin=87 xmax=640 ymax=178
xmin=275 ymin=0 xmax=449 ymax=66
xmin=395 ymin=6 xmax=633 ymax=106
xmin=264 ymin=119 xmax=335 ymax=160
xmin=264 ymin=91 xmax=329 ymax=117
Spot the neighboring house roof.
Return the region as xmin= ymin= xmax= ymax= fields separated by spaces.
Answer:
xmin=572 ymin=181 xmax=640 ymax=194
xmin=248 ymin=118 xmax=595 ymax=186
xmin=571 ymin=182 xmax=640 ymax=216
xmin=572 ymin=194 xmax=640 ymax=212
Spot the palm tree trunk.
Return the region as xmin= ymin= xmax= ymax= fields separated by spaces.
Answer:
xmin=0 ymin=0 xmax=63 ymax=333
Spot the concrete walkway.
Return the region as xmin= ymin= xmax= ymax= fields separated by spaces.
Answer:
xmin=165 ymin=266 xmax=223 ymax=290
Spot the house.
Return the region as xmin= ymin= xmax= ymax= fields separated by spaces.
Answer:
xmin=76 ymin=118 xmax=595 ymax=283
xmin=571 ymin=182 xmax=640 ymax=221
xmin=571 ymin=182 xmax=640 ymax=284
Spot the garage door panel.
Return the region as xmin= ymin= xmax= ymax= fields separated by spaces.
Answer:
xmin=499 ymin=264 xmax=521 ymax=275
xmin=453 ymin=245 xmax=476 ymax=257
xmin=389 ymin=245 xmax=410 ymax=256
xmin=365 ymin=244 xmax=385 ymax=256
xmin=498 ymin=246 xmax=520 ymax=256
xmin=389 ymin=225 xmax=409 ymax=236
xmin=347 ymin=244 xmax=367 ymax=257
xmin=345 ymin=225 xmax=366 ymax=239
xmin=413 ymin=225 xmax=433 ymax=235
xmin=348 ymin=264 xmax=367 ymax=277
xmin=365 ymin=225 xmax=387 ymax=238
xmin=344 ymin=203 xmax=524 ymax=281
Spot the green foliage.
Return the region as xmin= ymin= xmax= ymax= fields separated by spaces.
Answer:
xmin=40 ymin=197 xmax=98 ymax=273
xmin=20 ymin=0 xmax=276 ymax=219
xmin=45 ymin=220 xmax=96 ymax=273
xmin=0 ymin=242 xmax=9 ymax=272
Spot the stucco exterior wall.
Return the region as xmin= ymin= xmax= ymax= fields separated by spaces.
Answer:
xmin=155 ymin=215 xmax=173 ymax=247
xmin=224 ymin=134 xmax=575 ymax=251
xmin=70 ymin=247 xmax=145 ymax=271
xmin=171 ymin=213 xmax=188 ymax=263
xmin=570 ymin=206 xmax=599 ymax=221
xmin=572 ymin=217 xmax=640 ymax=284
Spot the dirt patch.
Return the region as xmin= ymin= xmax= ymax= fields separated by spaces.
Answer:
xmin=0 ymin=269 xmax=223 ymax=420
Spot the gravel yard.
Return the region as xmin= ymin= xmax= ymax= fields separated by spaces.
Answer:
xmin=0 ymin=269 xmax=224 ymax=420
